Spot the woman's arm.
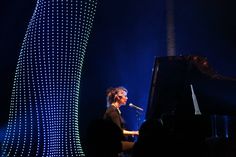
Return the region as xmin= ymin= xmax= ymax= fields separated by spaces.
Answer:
xmin=123 ymin=129 xmax=139 ymax=136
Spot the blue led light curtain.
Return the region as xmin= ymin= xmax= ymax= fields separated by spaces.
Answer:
xmin=1 ymin=0 xmax=97 ymax=156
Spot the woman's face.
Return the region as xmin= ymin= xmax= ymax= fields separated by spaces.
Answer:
xmin=117 ymin=90 xmax=128 ymax=105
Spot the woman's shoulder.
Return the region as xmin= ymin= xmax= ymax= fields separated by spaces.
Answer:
xmin=106 ymin=105 xmax=117 ymax=112
xmin=104 ymin=106 xmax=119 ymax=117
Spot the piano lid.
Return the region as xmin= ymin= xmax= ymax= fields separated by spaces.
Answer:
xmin=146 ymin=55 xmax=236 ymax=120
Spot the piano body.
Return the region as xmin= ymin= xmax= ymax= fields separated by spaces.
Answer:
xmin=142 ymin=55 xmax=236 ymax=155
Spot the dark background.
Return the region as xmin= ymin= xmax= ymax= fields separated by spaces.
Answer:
xmin=0 ymin=0 xmax=236 ymax=151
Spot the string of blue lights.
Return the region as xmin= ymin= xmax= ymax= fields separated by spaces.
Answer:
xmin=1 ymin=0 xmax=97 ymax=156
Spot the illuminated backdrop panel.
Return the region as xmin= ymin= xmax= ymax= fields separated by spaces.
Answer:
xmin=1 ymin=0 xmax=97 ymax=156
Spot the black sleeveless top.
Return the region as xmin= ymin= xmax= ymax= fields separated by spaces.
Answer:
xmin=103 ymin=105 xmax=125 ymax=130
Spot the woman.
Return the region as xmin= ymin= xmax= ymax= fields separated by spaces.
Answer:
xmin=103 ymin=86 xmax=139 ymax=154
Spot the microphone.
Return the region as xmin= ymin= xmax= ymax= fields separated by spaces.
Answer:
xmin=128 ymin=103 xmax=143 ymax=111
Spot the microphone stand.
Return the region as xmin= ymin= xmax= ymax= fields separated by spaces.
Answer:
xmin=135 ymin=110 xmax=143 ymax=130
xmin=133 ymin=110 xmax=142 ymax=142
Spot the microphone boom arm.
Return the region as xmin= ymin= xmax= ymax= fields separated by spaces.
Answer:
xmin=129 ymin=103 xmax=144 ymax=111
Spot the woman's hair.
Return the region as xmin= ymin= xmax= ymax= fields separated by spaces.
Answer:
xmin=106 ymin=86 xmax=128 ymax=107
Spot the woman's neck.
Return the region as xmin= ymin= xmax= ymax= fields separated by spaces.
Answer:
xmin=111 ymin=102 xmax=119 ymax=108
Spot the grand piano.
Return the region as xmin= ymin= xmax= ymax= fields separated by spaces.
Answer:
xmin=140 ymin=55 xmax=236 ymax=156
